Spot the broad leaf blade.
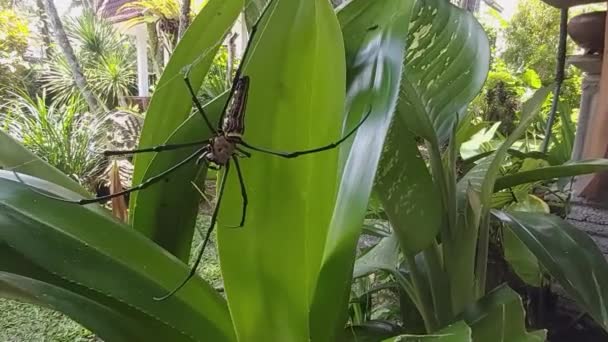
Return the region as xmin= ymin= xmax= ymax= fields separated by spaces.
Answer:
xmin=310 ymin=0 xmax=415 ymax=340
xmin=0 ymin=245 xmax=191 ymax=342
xmin=384 ymin=321 xmax=472 ymax=341
xmin=494 ymin=159 xmax=608 ymax=191
xmin=376 ymin=118 xmax=441 ymax=254
xmin=353 ymin=233 xmax=400 ymax=278
xmin=494 ymin=210 xmax=608 ymax=330
xmin=399 ymin=0 xmax=490 ymax=144
xmin=479 ymin=85 xmax=554 ymax=207
xmin=130 ymin=94 xmax=225 ymax=260
xmin=0 ymin=172 xmax=235 ymax=341
xmin=343 ymin=320 xmax=403 ymax=342
xmin=463 ymin=285 xmax=546 ymax=342
xmin=130 ymin=0 xmax=242 ymax=258
xmin=0 ymin=130 xmax=88 ymax=197
xmin=217 ymin=1 xmax=346 ymax=340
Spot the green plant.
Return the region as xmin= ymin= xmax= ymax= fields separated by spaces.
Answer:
xmin=200 ymin=46 xmax=232 ymax=103
xmin=0 ymin=8 xmax=30 ymax=96
xmin=43 ymin=12 xmax=136 ymax=108
xmin=2 ymin=0 xmax=608 ymax=341
xmin=1 ymin=91 xmax=104 ymax=186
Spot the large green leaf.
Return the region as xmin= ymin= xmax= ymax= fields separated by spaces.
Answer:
xmin=129 ymin=0 xmax=242 ymax=258
xmin=478 ymin=85 xmax=554 ymax=210
xmin=463 ymin=285 xmax=546 ymax=342
xmin=343 ymin=321 xmax=403 ymax=342
xmin=376 ymin=117 xmax=441 ymax=254
xmin=494 ymin=210 xmax=608 ymax=331
xmin=0 ymin=246 xmax=187 ymax=341
xmin=398 ymin=0 xmax=490 ymax=145
xmin=0 ymin=172 xmax=235 ymax=341
xmin=501 ymin=196 xmax=549 ymax=287
xmin=310 ymin=1 xmax=414 ymax=340
xmin=494 ymin=159 xmax=608 ymax=191
xmin=384 ymin=321 xmax=472 ymax=341
xmin=130 ymin=94 xmax=225 ymax=260
xmin=353 ymin=234 xmax=400 ymax=278
xmin=465 ymin=85 xmax=553 ymax=296
xmin=0 ymin=130 xmax=88 ymax=197
xmin=217 ymin=1 xmax=346 ymax=340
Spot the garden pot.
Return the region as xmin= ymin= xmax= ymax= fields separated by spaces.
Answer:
xmin=568 ymin=11 xmax=606 ymax=54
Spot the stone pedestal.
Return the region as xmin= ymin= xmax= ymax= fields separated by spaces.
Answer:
xmin=567 ymin=54 xmax=608 ymax=257
xmin=569 ymin=55 xmax=601 ymax=162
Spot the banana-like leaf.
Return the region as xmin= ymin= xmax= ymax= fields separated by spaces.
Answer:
xmin=0 ymin=172 xmax=235 ymax=341
xmin=398 ymin=0 xmax=490 ymax=145
xmin=383 ymin=322 xmax=471 ymax=341
xmin=494 ymin=210 xmax=608 ymax=331
xmin=130 ymin=93 xmax=225 ymax=260
xmin=494 ymin=159 xmax=608 ymax=192
xmin=353 ymin=234 xmax=400 ymax=278
xmin=468 ymin=85 xmax=553 ymax=295
xmin=310 ymin=1 xmax=414 ymax=340
xmin=501 ymin=196 xmax=549 ymax=287
xmin=217 ymin=1 xmax=346 ymax=340
xmin=129 ymin=0 xmax=242 ymax=259
xmin=478 ymin=85 xmax=554 ymax=208
xmin=376 ymin=117 xmax=441 ymax=255
xmin=462 ymin=285 xmax=546 ymax=342
xmin=0 ymin=130 xmax=88 ymax=197
xmin=343 ymin=320 xmax=403 ymax=342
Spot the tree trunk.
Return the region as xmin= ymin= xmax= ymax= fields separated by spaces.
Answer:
xmin=42 ymin=0 xmax=100 ymax=112
xmin=178 ymin=0 xmax=191 ymax=39
xmin=35 ymin=0 xmax=52 ymax=58
xmin=147 ymin=22 xmax=164 ymax=77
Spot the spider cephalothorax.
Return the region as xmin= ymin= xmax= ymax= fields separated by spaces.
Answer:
xmin=205 ymin=135 xmax=238 ymax=165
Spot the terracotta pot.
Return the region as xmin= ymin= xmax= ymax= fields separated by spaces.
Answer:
xmin=568 ymin=11 xmax=606 ymax=54
xmin=542 ymin=0 xmax=605 ymax=8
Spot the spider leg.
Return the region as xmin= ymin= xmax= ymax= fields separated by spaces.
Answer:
xmin=154 ymin=161 xmax=231 ymax=301
xmin=104 ymin=140 xmax=208 ymax=157
xmin=235 ymin=147 xmax=251 ymax=158
xmin=183 ymin=68 xmax=217 ymax=134
xmin=32 ymin=146 xmax=209 ymax=205
xmin=217 ymin=0 xmax=277 ymax=127
xmin=223 ymin=156 xmax=247 ymax=229
xmin=239 ymin=108 xmax=371 ymax=159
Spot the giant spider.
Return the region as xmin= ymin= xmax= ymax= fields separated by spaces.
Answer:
xmin=35 ymin=0 xmax=371 ymax=300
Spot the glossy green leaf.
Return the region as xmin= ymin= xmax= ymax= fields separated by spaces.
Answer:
xmin=376 ymin=117 xmax=441 ymax=254
xmin=217 ymin=1 xmax=346 ymax=340
xmin=398 ymin=0 xmax=490 ymax=145
xmin=343 ymin=321 xmax=403 ymax=342
xmin=130 ymin=94 xmax=225 ymax=260
xmin=463 ymin=285 xmax=546 ymax=342
xmin=502 ymin=195 xmax=549 ymax=287
xmin=383 ymin=322 xmax=472 ymax=342
xmin=494 ymin=210 xmax=608 ymax=331
xmin=0 ymin=172 xmax=235 ymax=341
xmin=353 ymin=234 xmax=400 ymax=278
xmin=129 ymin=0 xmax=242 ymax=258
xmin=494 ymin=159 xmax=608 ymax=192
xmin=479 ymin=85 xmax=554 ymax=207
xmin=0 ymin=130 xmax=88 ymax=197
xmin=0 ymin=245 xmax=188 ymax=341
xmin=310 ymin=1 xmax=414 ymax=340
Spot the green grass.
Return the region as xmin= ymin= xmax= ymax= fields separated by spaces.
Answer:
xmin=0 ymin=214 xmax=221 ymax=341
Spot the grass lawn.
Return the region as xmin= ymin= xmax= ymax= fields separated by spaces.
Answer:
xmin=0 ymin=215 xmax=220 ymax=341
